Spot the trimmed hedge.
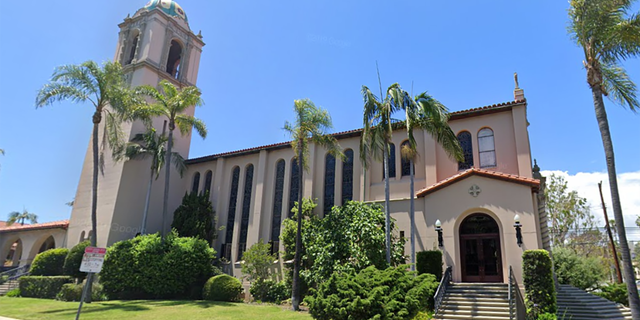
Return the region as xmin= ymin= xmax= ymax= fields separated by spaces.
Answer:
xmin=63 ymin=241 xmax=90 ymax=280
xmin=416 ymin=250 xmax=443 ymax=281
xmin=19 ymin=276 xmax=72 ymax=299
xmin=30 ymin=248 xmax=69 ymax=276
xmin=203 ymin=274 xmax=243 ymax=302
xmin=56 ymin=281 xmax=106 ymax=302
xmin=249 ymin=279 xmax=290 ymax=303
xmin=523 ymin=250 xmax=556 ymax=320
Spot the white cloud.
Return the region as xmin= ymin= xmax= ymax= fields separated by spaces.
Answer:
xmin=541 ymin=170 xmax=640 ymax=240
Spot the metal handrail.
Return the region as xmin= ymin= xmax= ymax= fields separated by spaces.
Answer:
xmin=434 ymin=266 xmax=452 ymax=314
xmin=509 ymin=266 xmax=525 ymax=320
xmin=0 ymin=265 xmax=30 ymax=281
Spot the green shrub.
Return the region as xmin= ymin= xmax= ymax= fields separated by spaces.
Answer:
xmin=100 ymin=232 xmax=216 ymax=299
xmin=416 ymin=250 xmax=443 ymax=281
xmin=0 ymin=275 xmax=8 ymax=285
xmin=242 ymin=240 xmax=275 ymax=282
xmin=537 ymin=313 xmax=557 ymax=320
xmin=55 ymin=281 xmax=106 ymax=302
xmin=30 ymin=248 xmax=69 ymax=276
xmin=202 ymin=274 xmax=243 ymax=302
xmin=63 ymin=240 xmax=90 ymax=280
xmin=523 ymin=250 xmax=556 ymax=320
xmin=172 ymin=192 xmax=217 ymax=244
xmin=305 ymin=265 xmax=439 ymax=320
xmin=552 ymin=247 xmax=606 ymax=290
xmin=594 ymin=283 xmax=628 ymax=306
xmin=19 ymin=276 xmax=72 ymax=299
xmin=250 ymin=279 xmax=290 ymax=303
xmin=5 ymin=288 xmax=20 ymax=297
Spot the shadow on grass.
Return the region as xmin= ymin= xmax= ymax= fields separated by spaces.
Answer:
xmin=141 ymin=300 xmax=241 ymax=308
xmin=40 ymin=300 xmax=150 ymax=316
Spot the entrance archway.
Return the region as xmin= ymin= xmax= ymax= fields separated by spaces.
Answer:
xmin=459 ymin=213 xmax=503 ymax=282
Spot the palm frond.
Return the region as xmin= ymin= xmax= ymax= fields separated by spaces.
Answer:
xmin=36 ymin=83 xmax=92 ymax=108
xmin=175 ymin=114 xmax=208 ymax=138
xmin=601 ymin=63 xmax=639 ymax=111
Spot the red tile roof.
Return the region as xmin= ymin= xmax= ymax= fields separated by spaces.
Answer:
xmin=0 ymin=220 xmax=69 ymax=233
xmin=186 ymin=99 xmax=526 ymax=164
xmin=416 ymin=168 xmax=540 ymax=198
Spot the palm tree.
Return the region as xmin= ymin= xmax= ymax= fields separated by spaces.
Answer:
xmin=135 ymin=80 xmax=206 ymax=238
xmin=284 ymin=99 xmax=342 ymax=311
xmin=36 ymin=61 xmax=135 ymax=248
xmin=401 ymin=92 xmax=462 ymax=272
xmin=569 ymin=0 xmax=640 ymax=315
xmin=7 ymin=209 xmax=38 ymax=226
xmin=122 ymin=126 xmax=186 ymax=235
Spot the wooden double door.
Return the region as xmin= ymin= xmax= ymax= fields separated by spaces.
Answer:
xmin=460 ymin=214 xmax=503 ymax=283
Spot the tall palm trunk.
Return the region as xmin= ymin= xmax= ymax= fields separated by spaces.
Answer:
xmin=141 ymin=169 xmax=154 ymax=235
xmin=292 ymin=139 xmax=304 ymax=311
xmin=383 ymin=142 xmax=391 ymax=264
xmin=86 ymin=111 xmax=101 ymax=304
xmin=592 ymin=86 xmax=640 ymax=317
xmin=409 ymin=159 xmax=415 ymax=272
xmin=162 ymin=124 xmax=174 ymax=239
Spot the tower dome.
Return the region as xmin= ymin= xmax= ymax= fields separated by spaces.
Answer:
xmin=142 ymin=0 xmax=188 ymax=23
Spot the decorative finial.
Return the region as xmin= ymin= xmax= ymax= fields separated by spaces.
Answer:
xmin=197 ymin=30 xmax=203 ymax=39
xmin=532 ymin=159 xmax=541 ymax=179
xmin=514 ymin=72 xmax=519 ymax=89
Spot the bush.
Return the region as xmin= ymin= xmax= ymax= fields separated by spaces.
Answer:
xmin=5 ymin=288 xmax=20 ymax=297
xmin=242 ymin=240 xmax=275 ymax=282
xmin=523 ymin=250 xmax=556 ymax=320
xmin=552 ymin=247 xmax=606 ymax=290
xmin=100 ymin=232 xmax=216 ymax=299
xmin=250 ymin=279 xmax=290 ymax=303
xmin=30 ymin=248 xmax=69 ymax=276
xmin=416 ymin=250 xmax=443 ymax=281
xmin=537 ymin=313 xmax=557 ymax=320
xmin=63 ymin=241 xmax=90 ymax=280
xmin=594 ymin=283 xmax=628 ymax=306
xmin=19 ymin=276 xmax=72 ymax=299
xmin=202 ymin=274 xmax=243 ymax=302
xmin=56 ymin=281 xmax=107 ymax=302
xmin=305 ymin=265 xmax=439 ymax=320
xmin=172 ymin=192 xmax=217 ymax=244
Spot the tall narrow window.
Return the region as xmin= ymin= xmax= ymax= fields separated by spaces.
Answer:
xmin=191 ymin=172 xmax=200 ymax=194
xmin=478 ymin=128 xmax=496 ymax=168
xmin=288 ymin=158 xmax=300 ymax=217
xmin=270 ymin=160 xmax=286 ymax=254
xmin=238 ymin=164 xmax=254 ymax=260
xmin=323 ymin=153 xmax=336 ymax=216
xmin=341 ymin=149 xmax=354 ymax=204
xmin=457 ymin=131 xmax=474 ymax=170
xmin=166 ymin=40 xmax=182 ymax=79
xmin=400 ymin=140 xmax=415 ymax=177
xmin=223 ymin=167 xmax=240 ymax=260
xmin=204 ymin=170 xmax=213 ymax=194
xmin=383 ymin=143 xmax=396 ymax=179
xmin=126 ymin=32 xmax=139 ymax=65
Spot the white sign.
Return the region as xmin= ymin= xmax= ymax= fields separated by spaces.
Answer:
xmin=79 ymin=247 xmax=106 ymax=273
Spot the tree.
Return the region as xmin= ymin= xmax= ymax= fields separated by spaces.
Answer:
xmin=568 ymin=1 xmax=640 ymax=314
xmin=7 ymin=209 xmax=38 ymax=226
xmin=553 ymin=247 xmax=607 ymax=291
xmin=241 ymin=240 xmax=276 ymax=282
xmin=283 ymin=99 xmax=342 ymax=311
xmin=171 ymin=191 xmax=216 ymax=245
xmin=401 ymin=91 xmax=462 ymax=271
xmin=135 ymin=80 xmax=206 ymax=239
xmin=124 ymin=127 xmax=186 ymax=235
xmin=545 ymin=174 xmax=596 ymax=247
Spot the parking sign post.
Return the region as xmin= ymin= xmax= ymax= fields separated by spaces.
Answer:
xmin=75 ymin=247 xmax=106 ymax=320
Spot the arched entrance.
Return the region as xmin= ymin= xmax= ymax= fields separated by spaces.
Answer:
xmin=459 ymin=213 xmax=503 ymax=282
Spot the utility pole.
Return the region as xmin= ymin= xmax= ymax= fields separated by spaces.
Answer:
xmin=599 ymin=181 xmax=623 ymax=284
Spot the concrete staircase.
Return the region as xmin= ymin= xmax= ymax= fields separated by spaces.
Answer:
xmin=434 ymin=283 xmax=510 ymax=320
xmin=0 ymin=280 xmax=19 ymax=296
xmin=556 ymin=284 xmax=632 ymax=320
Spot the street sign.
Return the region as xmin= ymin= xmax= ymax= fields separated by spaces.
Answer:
xmin=79 ymin=247 xmax=106 ymax=273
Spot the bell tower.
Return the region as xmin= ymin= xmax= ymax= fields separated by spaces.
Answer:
xmin=66 ymin=0 xmax=205 ymax=247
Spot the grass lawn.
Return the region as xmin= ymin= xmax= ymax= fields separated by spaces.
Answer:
xmin=0 ymin=297 xmax=312 ymax=320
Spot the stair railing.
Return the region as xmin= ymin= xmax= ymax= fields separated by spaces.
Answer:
xmin=0 ymin=265 xmax=30 ymax=293
xmin=509 ymin=265 xmax=526 ymax=320
xmin=434 ymin=266 xmax=452 ymax=314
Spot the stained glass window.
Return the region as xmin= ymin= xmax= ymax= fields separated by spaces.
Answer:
xmin=341 ymin=149 xmax=354 ymax=204
xmin=238 ymin=164 xmax=254 ymax=260
xmin=204 ymin=170 xmax=213 ymax=194
xmin=224 ymin=167 xmax=240 ymax=248
xmin=383 ymin=143 xmax=396 ymax=179
xmin=478 ymin=128 xmax=496 ymax=168
xmin=288 ymin=158 xmax=300 ymax=217
xmin=324 ymin=153 xmax=336 ymax=216
xmin=271 ymin=160 xmax=285 ymax=245
xmin=191 ymin=172 xmax=200 ymax=194
xmin=457 ymin=131 xmax=474 ymax=170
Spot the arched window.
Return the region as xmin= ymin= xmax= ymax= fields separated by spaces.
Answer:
xmin=383 ymin=143 xmax=396 ymax=179
xmin=457 ymin=131 xmax=474 ymax=170
xmin=400 ymin=140 xmax=415 ymax=177
xmin=191 ymin=172 xmax=200 ymax=194
xmin=238 ymin=164 xmax=254 ymax=260
xmin=341 ymin=149 xmax=354 ymax=204
xmin=79 ymin=231 xmax=85 ymax=243
xmin=166 ymin=40 xmax=182 ymax=79
xmin=87 ymin=230 xmax=94 ymax=243
xmin=323 ymin=153 xmax=336 ymax=216
xmin=223 ymin=166 xmax=240 ymax=260
xmin=126 ymin=31 xmax=140 ymax=65
xmin=270 ymin=160 xmax=286 ymax=254
xmin=204 ymin=170 xmax=213 ymax=194
xmin=288 ymin=158 xmax=300 ymax=217
xmin=478 ymin=128 xmax=496 ymax=168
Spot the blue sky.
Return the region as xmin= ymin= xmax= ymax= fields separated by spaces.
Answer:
xmin=0 ymin=1 xmax=638 ymax=225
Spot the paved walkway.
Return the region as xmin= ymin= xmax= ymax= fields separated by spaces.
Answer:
xmin=0 ymin=316 xmax=20 ymax=320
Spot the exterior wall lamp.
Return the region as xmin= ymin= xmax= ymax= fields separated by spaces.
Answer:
xmin=435 ymin=219 xmax=443 ymax=248
xmin=514 ymin=214 xmax=523 ymax=247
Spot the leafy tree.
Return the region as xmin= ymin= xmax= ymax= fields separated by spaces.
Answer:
xmin=241 ymin=240 xmax=276 ymax=282
xmin=401 ymin=91 xmax=462 ymax=271
xmin=126 ymin=127 xmax=186 ymax=235
xmin=552 ymin=247 xmax=606 ymax=290
xmin=545 ymin=174 xmax=596 ymax=247
xmin=171 ymin=192 xmax=216 ymax=245
xmin=569 ymin=0 xmax=640 ymax=314
xmin=7 ymin=209 xmax=38 ymax=226
xmin=135 ymin=80 xmax=206 ymax=239
xmin=283 ymin=99 xmax=342 ymax=311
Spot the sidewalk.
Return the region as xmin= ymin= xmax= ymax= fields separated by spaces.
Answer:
xmin=0 ymin=316 xmax=20 ymax=320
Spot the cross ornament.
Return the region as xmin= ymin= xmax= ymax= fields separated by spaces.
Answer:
xmin=469 ymin=184 xmax=481 ymax=197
